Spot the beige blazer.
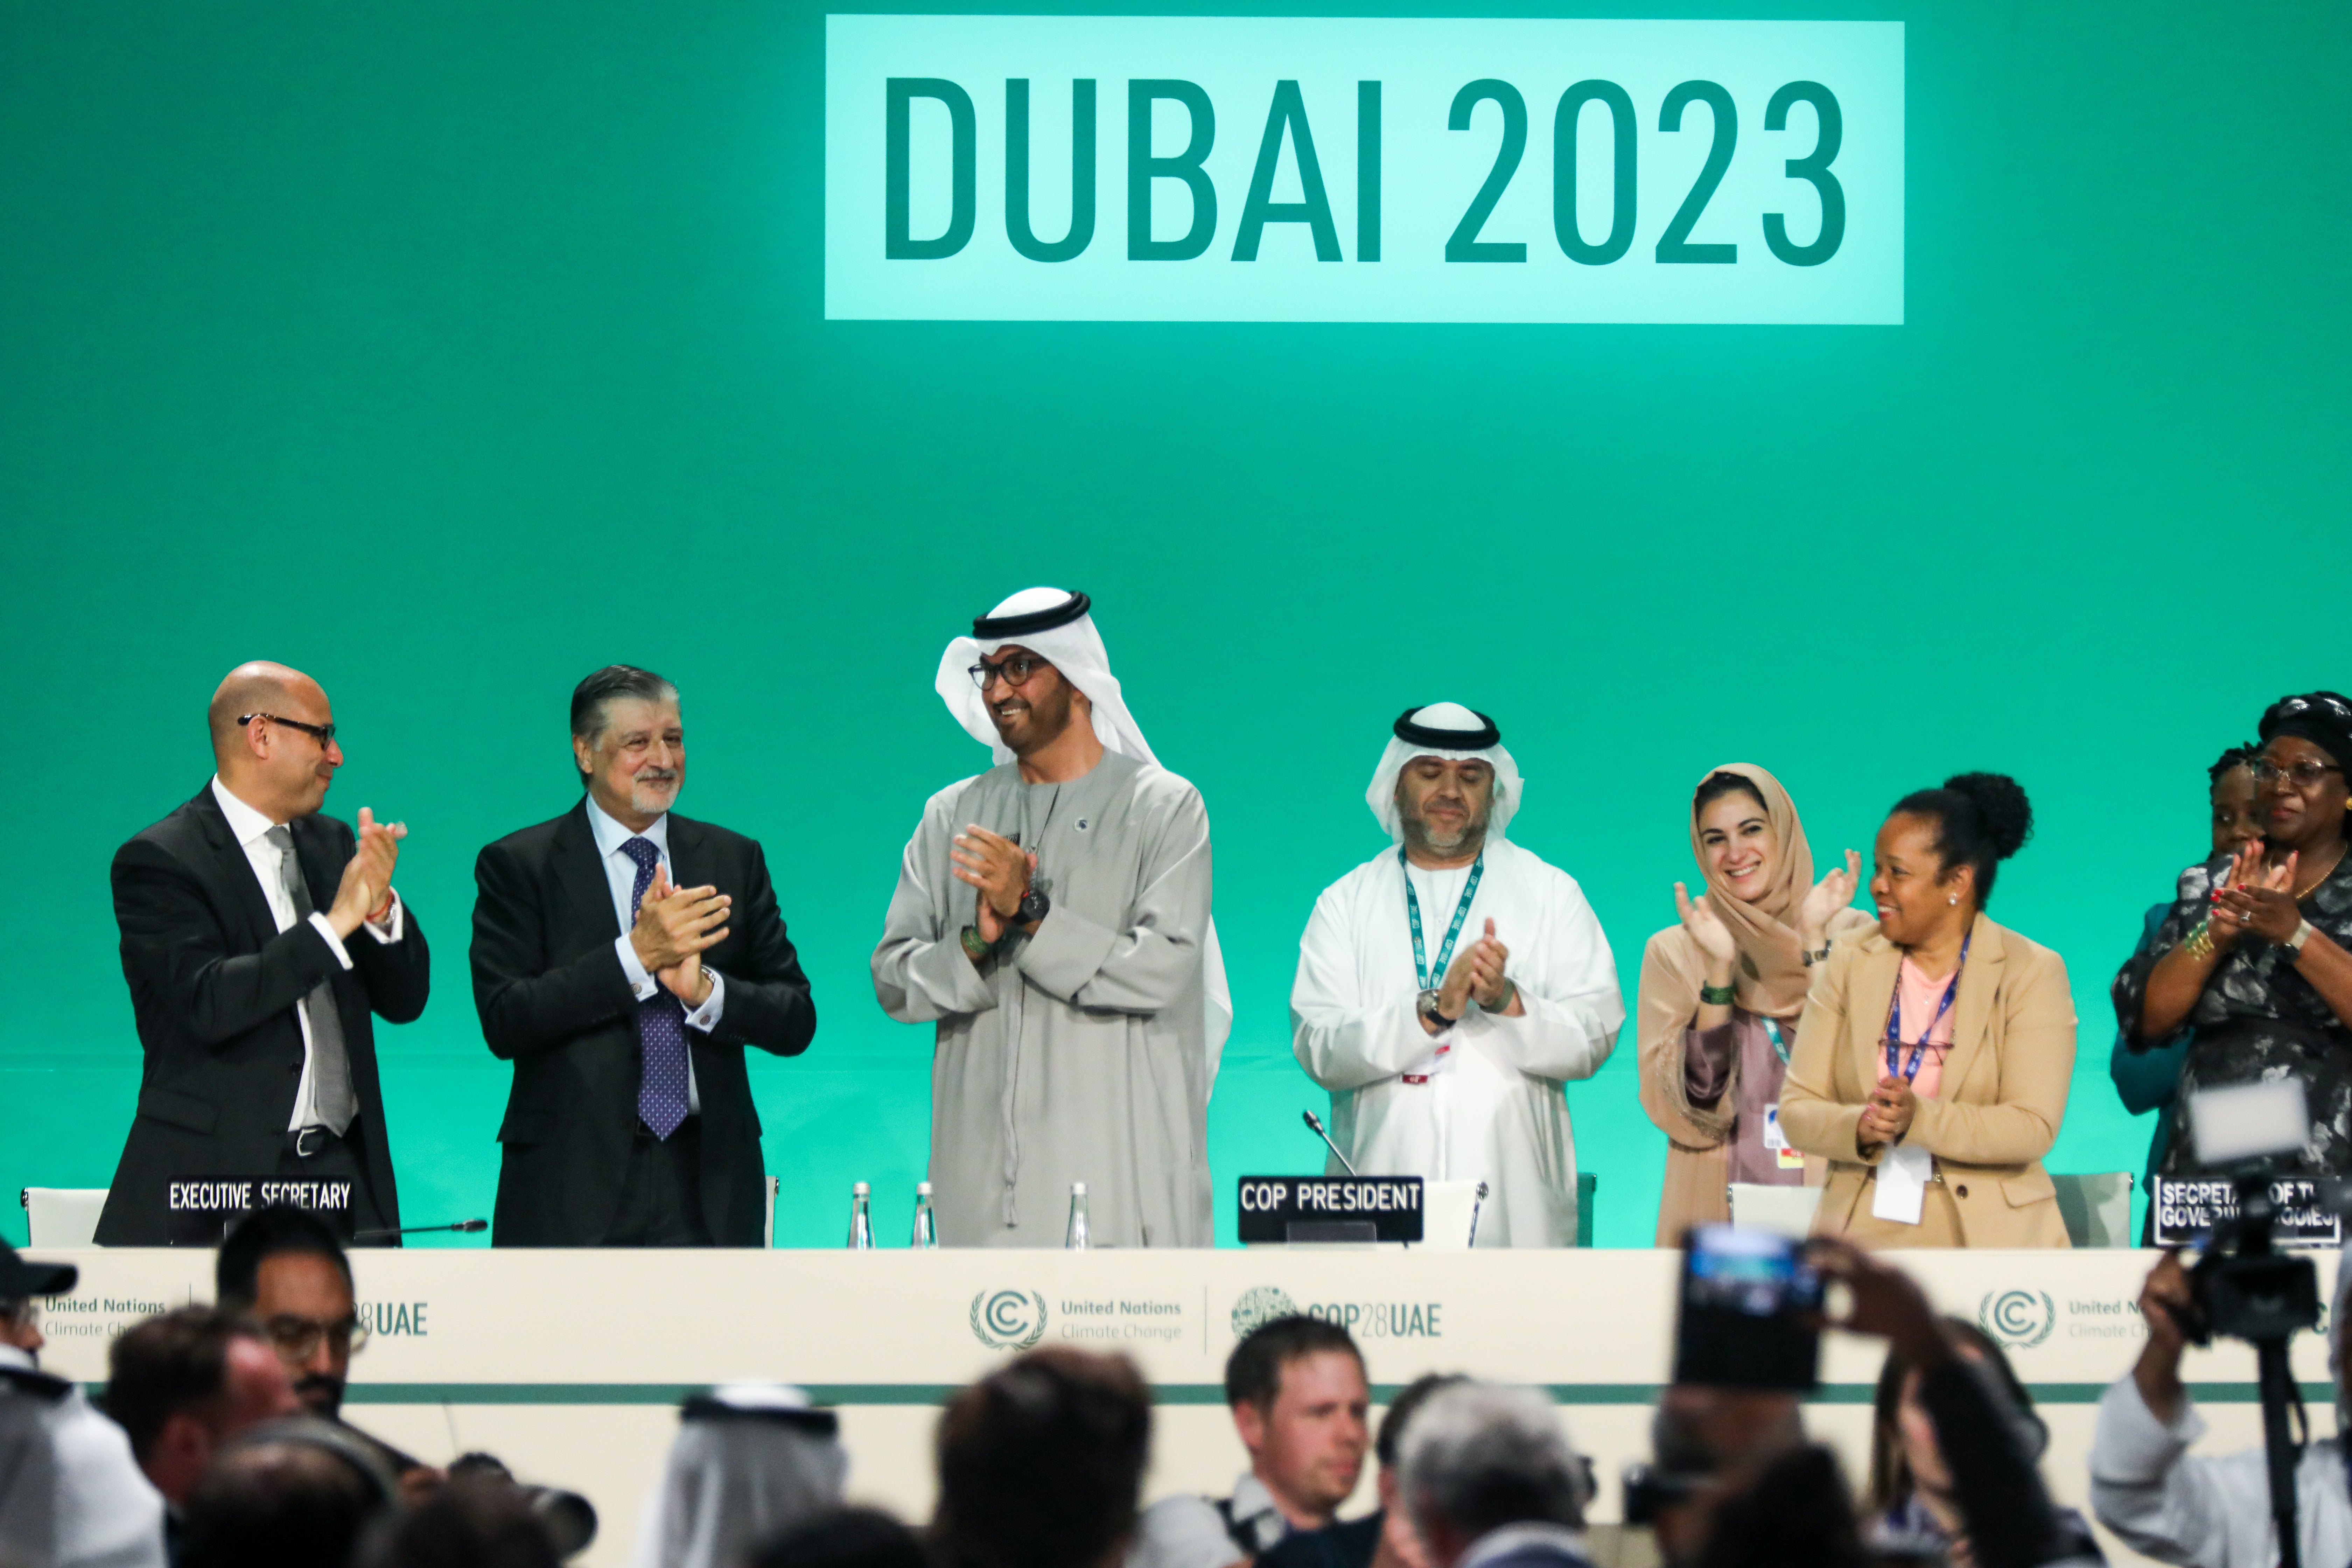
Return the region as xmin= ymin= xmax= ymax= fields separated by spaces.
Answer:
xmin=1778 ymin=912 xmax=2076 ymax=1249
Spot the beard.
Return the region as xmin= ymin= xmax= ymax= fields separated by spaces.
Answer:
xmin=627 ymin=768 xmax=680 ymax=813
xmin=293 ymin=1371 xmax=344 ymax=1418
xmin=1400 ymin=797 xmax=1490 ymax=857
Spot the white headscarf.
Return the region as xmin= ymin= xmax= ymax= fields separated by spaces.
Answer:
xmin=632 ymin=1385 xmax=847 ymax=1568
xmin=933 ymin=588 xmax=1232 ymax=1079
xmin=1365 ymin=702 xmax=1524 ymax=844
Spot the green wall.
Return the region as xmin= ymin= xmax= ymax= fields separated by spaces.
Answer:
xmin=3 ymin=1 xmax=2346 ymax=1249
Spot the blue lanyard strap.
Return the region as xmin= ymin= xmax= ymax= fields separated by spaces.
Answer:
xmin=1884 ymin=934 xmax=1969 ymax=1083
xmin=1762 ymin=1016 xmax=1789 ymax=1065
xmin=1401 ymin=847 xmax=1486 ymax=993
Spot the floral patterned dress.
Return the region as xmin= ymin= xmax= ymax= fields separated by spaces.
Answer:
xmin=2113 ymin=851 xmax=2352 ymax=1175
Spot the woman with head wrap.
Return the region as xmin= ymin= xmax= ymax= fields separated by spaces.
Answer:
xmin=1636 ymin=765 xmax=1869 ymax=1243
xmin=2107 ymin=743 xmax=2261 ymax=1235
xmin=1778 ymin=772 xmax=2075 ymax=1247
xmin=632 ymin=1385 xmax=847 ymax=1568
xmin=2116 ymin=691 xmax=2352 ymax=1177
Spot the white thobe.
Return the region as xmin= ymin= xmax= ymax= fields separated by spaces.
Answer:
xmin=1290 ymin=837 xmax=1624 ymax=1247
xmin=2089 ymin=1374 xmax=2352 ymax=1568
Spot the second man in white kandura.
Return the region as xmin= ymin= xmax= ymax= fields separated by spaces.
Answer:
xmin=1291 ymin=704 xmax=1624 ymax=1247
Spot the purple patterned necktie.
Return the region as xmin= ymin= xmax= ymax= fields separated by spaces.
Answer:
xmin=620 ymin=836 xmax=690 ymax=1139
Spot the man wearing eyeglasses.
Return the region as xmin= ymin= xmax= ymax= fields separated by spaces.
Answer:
xmin=873 ymin=588 xmax=1226 ymax=1247
xmin=96 ymin=662 xmax=430 ymax=1247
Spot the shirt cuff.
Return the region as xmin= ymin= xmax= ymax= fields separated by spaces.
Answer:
xmin=306 ymin=912 xmax=356 ymax=971
xmin=615 ymin=933 xmax=659 ymax=1001
xmin=1013 ymin=905 xmax=1120 ymax=1001
xmin=683 ymin=968 xmax=726 ymax=1032
xmin=361 ymin=890 xmax=405 ymax=945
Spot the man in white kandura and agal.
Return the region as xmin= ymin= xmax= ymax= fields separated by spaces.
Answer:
xmin=1292 ymin=705 xmax=1625 ymax=1247
xmin=872 ymin=588 xmax=1229 ymax=1248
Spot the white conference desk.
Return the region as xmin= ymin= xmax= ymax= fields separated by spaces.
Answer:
xmin=26 ymin=1246 xmax=2331 ymax=1568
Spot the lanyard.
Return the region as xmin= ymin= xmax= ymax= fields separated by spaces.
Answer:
xmin=1884 ymin=935 xmax=1969 ymax=1083
xmin=1762 ymin=1016 xmax=1789 ymax=1065
xmin=1401 ymin=847 xmax=1485 ymax=994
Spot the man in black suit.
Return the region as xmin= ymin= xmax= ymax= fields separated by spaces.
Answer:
xmin=98 ymin=661 xmax=429 ymax=1246
xmin=472 ymin=665 xmax=816 ymax=1246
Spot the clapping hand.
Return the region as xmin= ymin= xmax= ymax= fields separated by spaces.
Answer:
xmin=326 ymin=807 xmax=407 ymax=937
xmin=1857 ymin=1073 xmax=1917 ymax=1151
xmin=951 ymin=826 xmax=1036 ymax=942
xmin=1465 ymin=919 xmax=1518 ymax=1013
xmin=1797 ymin=849 xmax=1862 ymax=950
xmin=2211 ymin=839 xmax=2302 ymax=946
xmin=630 ymin=863 xmax=730 ymax=972
xmin=1674 ymin=882 xmax=1738 ymax=971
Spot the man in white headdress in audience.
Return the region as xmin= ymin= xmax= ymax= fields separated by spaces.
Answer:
xmin=1292 ymin=705 xmax=1623 ymax=1248
xmin=873 ymin=588 xmax=1227 ymax=1247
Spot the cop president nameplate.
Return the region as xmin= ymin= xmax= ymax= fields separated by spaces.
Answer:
xmin=1238 ymin=1175 xmax=1424 ymax=1243
xmin=167 ymin=1176 xmax=357 ymax=1246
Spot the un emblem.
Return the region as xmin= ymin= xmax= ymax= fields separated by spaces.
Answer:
xmin=1978 ymin=1289 xmax=2057 ymax=1350
xmin=1231 ymin=1286 xmax=1300 ymax=1337
xmin=969 ymin=1289 xmax=1048 ymax=1351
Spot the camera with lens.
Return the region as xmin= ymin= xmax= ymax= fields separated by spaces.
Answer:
xmin=2172 ymin=1080 xmax=2324 ymax=1348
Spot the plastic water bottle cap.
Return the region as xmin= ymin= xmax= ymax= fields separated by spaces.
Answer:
xmin=853 ymin=1182 xmax=870 ymax=1195
xmin=1071 ymin=1182 xmax=1087 ymax=1195
xmin=917 ymin=1182 xmax=933 ymax=1195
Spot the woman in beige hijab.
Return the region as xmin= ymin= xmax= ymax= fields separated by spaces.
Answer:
xmin=1637 ymin=764 xmax=1866 ymax=1242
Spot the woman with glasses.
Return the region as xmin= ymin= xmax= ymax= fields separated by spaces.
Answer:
xmin=1637 ymin=764 xmax=1865 ymax=1242
xmin=2116 ymin=691 xmax=2352 ymax=1177
xmin=1780 ymin=772 xmax=2076 ymax=1247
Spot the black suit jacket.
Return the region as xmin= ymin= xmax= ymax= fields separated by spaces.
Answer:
xmin=471 ymin=800 xmax=815 ymax=1246
xmin=97 ymin=785 xmax=430 ymax=1245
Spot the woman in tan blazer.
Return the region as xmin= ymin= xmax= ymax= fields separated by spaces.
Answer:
xmin=1780 ymin=772 xmax=2076 ymax=1248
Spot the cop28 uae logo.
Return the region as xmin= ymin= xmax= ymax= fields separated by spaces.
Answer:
xmin=1978 ymin=1289 xmax=2056 ymax=1350
xmin=1231 ymin=1286 xmax=1300 ymax=1337
xmin=970 ymin=1289 xmax=1048 ymax=1351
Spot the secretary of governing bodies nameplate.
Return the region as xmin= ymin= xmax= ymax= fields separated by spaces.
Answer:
xmin=825 ymin=16 xmax=1902 ymax=323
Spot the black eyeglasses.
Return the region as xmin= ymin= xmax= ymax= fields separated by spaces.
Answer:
xmin=968 ymin=654 xmax=1049 ymax=692
xmin=261 ymin=1311 xmax=370 ymax=1361
xmin=239 ymin=713 xmax=337 ymax=746
xmin=2253 ymin=758 xmax=2345 ymax=790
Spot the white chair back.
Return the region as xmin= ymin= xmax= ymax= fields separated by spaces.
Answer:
xmin=21 ymin=1188 xmax=108 ymax=1248
xmin=1726 ymin=1183 xmax=1823 ymax=1238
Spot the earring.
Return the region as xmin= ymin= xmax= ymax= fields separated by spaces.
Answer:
xmin=1948 ymin=895 xmax=1958 ymax=905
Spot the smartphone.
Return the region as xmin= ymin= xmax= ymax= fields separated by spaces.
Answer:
xmin=1672 ymin=1224 xmax=1823 ymax=1391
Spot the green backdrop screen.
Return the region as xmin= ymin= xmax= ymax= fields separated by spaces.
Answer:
xmin=3 ymin=0 xmax=2346 ymax=1247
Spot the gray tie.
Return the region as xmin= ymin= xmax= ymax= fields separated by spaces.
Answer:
xmin=266 ymin=826 xmax=357 ymax=1136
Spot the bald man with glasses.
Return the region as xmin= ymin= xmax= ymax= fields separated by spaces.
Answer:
xmin=96 ymin=662 xmax=430 ymax=1246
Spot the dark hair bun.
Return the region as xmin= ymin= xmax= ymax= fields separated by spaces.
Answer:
xmin=1942 ymin=772 xmax=2032 ymax=861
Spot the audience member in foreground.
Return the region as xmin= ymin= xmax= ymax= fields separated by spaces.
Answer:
xmin=105 ymin=1307 xmax=299 ymax=1553
xmin=933 ymin=1347 xmax=1153 ymax=1568
xmin=1397 ymin=1381 xmax=1593 ymax=1568
xmin=2108 ymin=743 xmax=2261 ymax=1239
xmin=2091 ymin=1244 xmax=2352 ymax=1566
xmin=749 ymin=1507 xmax=930 ymax=1568
xmin=2115 ymin=690 xmax=2352 ymax=1177
xmin=1259 ymin=1373 xmax=1468 ymax=1568
xmin=1628 ymin=1383 xmax=1807 ymax=1568
xmin=1862 ymin=1316 xmax=2102 ymax=1561
xmin=1292 ymin=703 xmax=1624 ymax=1247
xmin=180 ymin=1418 xmax=398 ymax=1568
xmin=1638 ymin=763 xmax=1864 ymax=1240
xmin=216 ymin=1206 xmax=444 ymax=1499
xmin=0 ymin=1243 xmax=167 ymax=1568
xmin=359 ymin=1475 xmax=564 ymax=1568
xmin=632 ymin=1385 xmax=845 ymax=1568
xmin=1781 ymin=772 xmax=2076 ymax=1247
xmin=1131 ymin=1315 xmax=1371 ymax=1568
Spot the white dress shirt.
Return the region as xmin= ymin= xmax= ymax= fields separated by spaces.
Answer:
xmin=584 ymin=797 xmax=725 ymax=1115
xmin=208 ymin=777 xmax=404 ymax=1133
xmin=0 ymin=1344 xmax=168 ymax=1568
xmin=1126 ymin=1470 xmax=1289 ymax=1568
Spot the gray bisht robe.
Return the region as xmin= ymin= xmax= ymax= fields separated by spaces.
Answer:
xmin=872 ymin=749 xmax=1214 ymax=1247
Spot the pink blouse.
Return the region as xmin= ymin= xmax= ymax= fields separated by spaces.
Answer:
xmin=1891 ymin=957 xmax=1961 ymax=1099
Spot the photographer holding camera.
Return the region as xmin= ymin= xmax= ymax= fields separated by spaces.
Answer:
xmin=2091 ymin=1246 xmax=2352 ymax=1567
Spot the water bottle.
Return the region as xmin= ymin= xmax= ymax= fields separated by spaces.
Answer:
xmin=910 ymin=1182 xmax=938 ymax=1248
xmin=1065 ymin=1181 xmax=1090 ymax=1250
xmin=847 ymin=1181 xmax=875 ymax=1250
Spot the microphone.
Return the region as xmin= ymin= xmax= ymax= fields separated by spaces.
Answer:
xmin=353 ymin=1218 xmax=487 ymax=1241
xmin=1301 ymin=1111 xmax=1359 ymax=1177
xmin=1467 ymin=1181 xmax=1490 ymax=1248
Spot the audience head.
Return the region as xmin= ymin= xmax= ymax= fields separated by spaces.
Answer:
xmin=638 ymin=1384 xmax=846 ymax=1568
xmin=1373 ymin=1374 xmax=1469 ymax=1568
xmin=1398 ymin=1382 xmax=1589 ymax=1568
xmin=569 ymin=665 xmax=682 ymax=823
xmin=209 ymin=660 xmax=343 ymax=820
xmin=1690 ymin=1444 xmax=1868 ymax=1568
xmin=217 ymin=1205 xmax=362 ymax=1418
xmin=1633 ymin=1386 xmax=1806 ymax=1568
xmin=1874 ymin=772 xmax=2033 ymax=939
xmin=181 ymin=1417 xmax=399 ymax=1568
xmin=2254 ymin=691 xmax=2352 ymax=853
xmin=1865 ymin=1317 xmax=2042 ymax=1526
xmin=107 ymin=1306 xmax=300 ymax=1506
xmin=934 ymin=1348 xmax=1152 ymax=1568
xmin=2208 ymin=742 xmax=2262 ymax=855
xmin=750 ymin=1506 xmax=929 ymax=1568
xmin=358 ymin=1473 xmax=565 ymax=1568
xmin=1225 ymin=1314 xmax=1371 ymax=1526
xmin=0 ymin=1241 xmax=76 ymax=1360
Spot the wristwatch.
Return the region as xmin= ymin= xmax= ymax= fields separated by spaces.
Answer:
xmin=2288 ymin=918 xmax=2316 ymax=955
xmin=1416 ymin=990 xmax=1461 ymax=1029
xmin=1017 ymin=887 xmax=1051 ymax=925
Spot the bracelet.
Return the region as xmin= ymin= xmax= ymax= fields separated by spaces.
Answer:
xmin=959 ymin=925 xmax=992 ymax=962
xmin=1801 ymin=939 xmax=1832 ymax=967
xmin=1699 ymin=982 xmax=1737 ymax=1006
xmin=2288 ymin=918 xmax=2316 ymax=955
xmin=2181 ymin=920 xmax=2216 ymax=962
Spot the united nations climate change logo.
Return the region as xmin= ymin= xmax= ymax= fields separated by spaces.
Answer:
xmin=1978 ymin=1289 xmax=2056 ymax=1350
xmin=970 ymin=1289 xmax=1048 ymax=1351
xmin=1231 ymin=1286 xmax=1300 ymax=1337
